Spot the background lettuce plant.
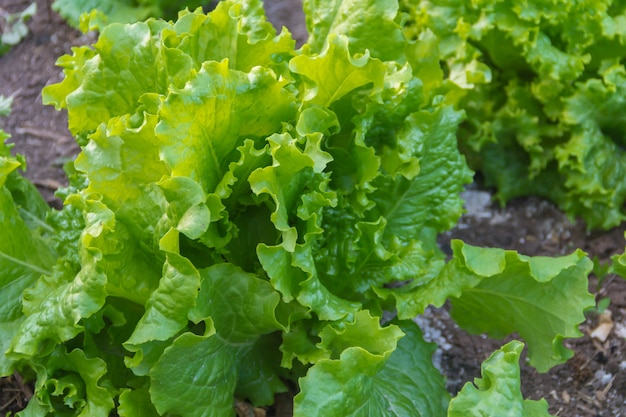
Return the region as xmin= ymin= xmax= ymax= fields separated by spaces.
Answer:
xmin=399 ymin=0 xmax=626 ymax=230
xmin=51 ymin=0 xmax=208 ymax=28
xmin=0 ymin=3 xmax=36 ymax=56
xmin=0 ymin=1 xmax=595 ymax=415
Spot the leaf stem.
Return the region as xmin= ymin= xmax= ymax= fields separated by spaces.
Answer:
xmin=0 ymin=251 xmax=52 ymax=276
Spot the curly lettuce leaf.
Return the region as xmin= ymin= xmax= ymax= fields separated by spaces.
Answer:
xmin=157 ymin=60 xmax=296 ymax=196
xmin=303 ymin=0 xmax=405 ymax=61
xmin=369 ymin=106 xmax=471 ymax=239
xmin=43 ymin=2 xmax=295 ymax=137
xmin=21 ymin=347 xmax=115 ymax=417
xmin=51 ymin=0 xmax=205 ymax=28
xmin=449 ymin=341 xmax=553 ymax=417
xmin=416 ymin=240 xmax=593 ymax=372
xmin=294 ymin=315 xmax=448 ymax=416
xmin=149 ymin=263 xmax=295 ymax=412
xmin=7 ymin=1 xmax=597 ymax=415
xmin=290 ymin=34 xmax=386 ymax=107
xmin=403 ymin=0 xmax=626 ymax=229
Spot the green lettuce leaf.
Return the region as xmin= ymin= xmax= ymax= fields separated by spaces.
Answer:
xmin=610 ymin=234 xmax=626 ymax=280
xmin=157 ymin=60 xmax=296 ymax=196
xmin=118 ymin=387 xmax=160 ymax=417
xmin=303 ymin=0 xmax=405 ymax=61
xmin=402 ymin=0 xmax=626 ymax=229
xmin=0 ymin=3 xmax=36 ymax=56
xmin=0 ymin=145 xmax=55 ymax=375
xmin=149 ymin=331 xmax=237 ymax=417
xmin=51 ymin=0 xmax=205 ymax=28
xmin=21 ymin=347 xmax=115 ymax=417
xmin=419 ymin=240 xmax=594 ymax=372
xmin=294 ymin=315 xmax=448 ymax=416
xmin=449 ymin=341 xmax=554 ymax=417
xmin=4 ymin=1 xmax=598 ymax=415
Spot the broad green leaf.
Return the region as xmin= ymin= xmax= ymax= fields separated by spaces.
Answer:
xmin=380 ymin=320 xmax=449 ymax=416
xmin=2 ymin=158 xmax=50 ymax=228
xmin=423 ymin=240 xmax=594 ymax=372
xmin=0 ymin=320 xmax=23 ymax=376
xmin=235 ymin=334 xmax=288 ymax=406
xmin=187 ymin=264 xmax=294 ymax=405
xmin=369 ymin=105 xmax=472 ymax=239
xmin=294 ymin=348 xmax=387 ymax=416
xmin=8 ymin=259 xmax=106 ymax=360
xmin=294 ymin=316 xmax=447 ymax=416
xmin=126 ymin=242 xmax=200 ymax=346
xmin=74 ymin=114 xmax=170 ymax=249
xmin=449 ymin=341 xmax=553 ymax=417
xmin=189 ymin=263 xmax=285 ymax=343
xmin=66 ymin=195 xmax=161 ymax=306
xmin=0 ymin=186 xmax=54 ymax=324
xmin=150 ymin=331 xmax=237 ymax=417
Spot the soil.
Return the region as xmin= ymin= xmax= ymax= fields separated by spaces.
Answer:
xmin=0 ymin=1 xmax=624 ymax=416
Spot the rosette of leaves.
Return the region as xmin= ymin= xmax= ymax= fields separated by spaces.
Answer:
xmin=400 ymin=0 xmax=626 ymax=230
xmin=0 ymin=1 xmax=593 ymax=416
xmin=0 ymin=3 xmax=36 ymax=56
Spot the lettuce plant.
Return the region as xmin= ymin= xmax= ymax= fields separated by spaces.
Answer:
xmin=0 ymin=3 xmax=36 ymax=56
xmin=399 ymin=0 xmax=626 ymax=230
xmin=0 ymin=1 xmax=594 ymax=416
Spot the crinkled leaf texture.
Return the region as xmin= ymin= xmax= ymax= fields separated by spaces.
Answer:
xmin=401 ymin=0 xmax=626 ymax=229
xmin=0 ymin=0 xmax=596 ymax=416
xmin=51 ymin=0 xmax=205 ymax=29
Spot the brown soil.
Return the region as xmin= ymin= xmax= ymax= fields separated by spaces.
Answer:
xmin=1 ymin=1 xmax=624 ymax=416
